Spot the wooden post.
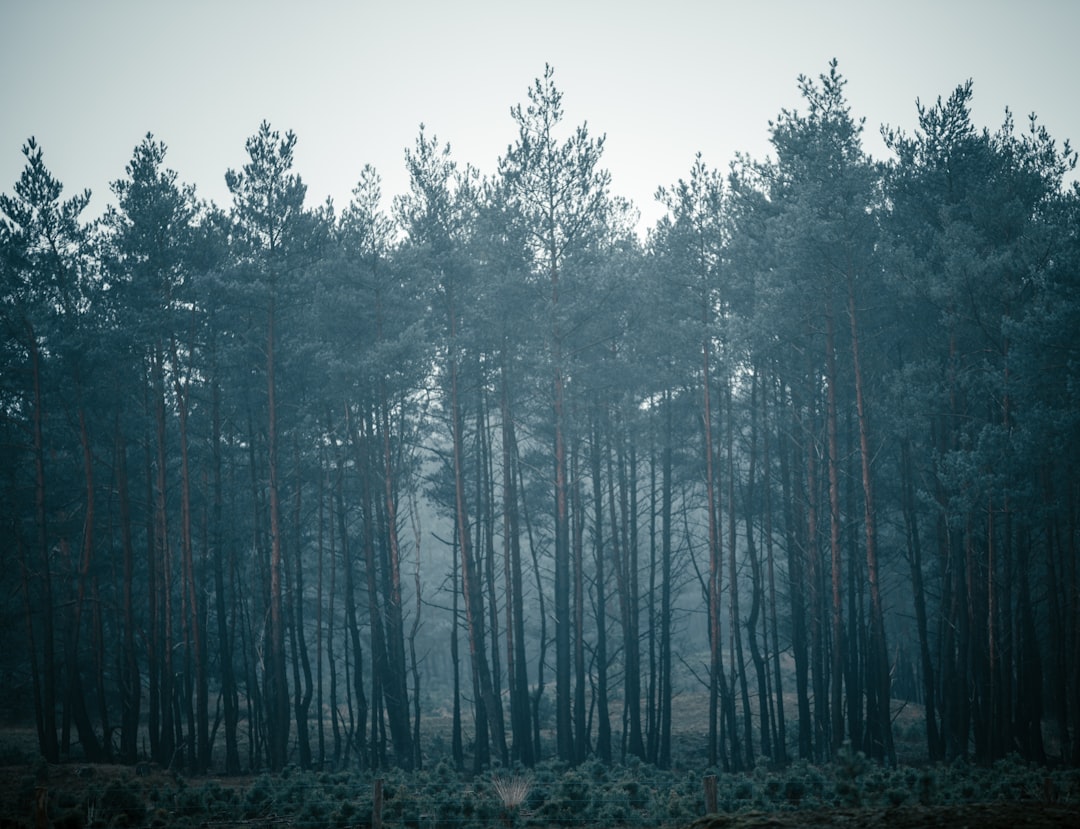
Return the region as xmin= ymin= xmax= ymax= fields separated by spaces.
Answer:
xmin=373 ymin=777 xmax=384 ymax=829
xmin=703 ymin=774 xmax=718 ymax=814
xmin=34 ymin=786 xmax=48 ymax=829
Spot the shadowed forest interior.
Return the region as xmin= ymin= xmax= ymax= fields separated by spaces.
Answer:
xmin=2 ymin=61 xmax=1079 ymax=779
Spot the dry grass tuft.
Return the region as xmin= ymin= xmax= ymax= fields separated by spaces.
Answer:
xmin=491 ymin=775 xmax=532 ymax=809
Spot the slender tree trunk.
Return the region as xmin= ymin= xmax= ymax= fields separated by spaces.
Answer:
xmin=780 ymin=382 xmax=812 ymax=760
xmin=847 ymin=286 xmax=894 ymax=764
xmin=27 ymin=328 xmax=58 ymax=762
xmin=18 ymin=537 xmax=46 ymax=760
xmin=236 ymin=423 xmax=264 ymax=769
xmin=1042 ymin=471 xmax=1071 ymax=761
xmin=703 ymin=333 xmax=723 ymax=768
xmin=824 ymin=308 xmax=844 ymax=754
xmin=64 ymin=408 xmax=104 ymax=761
xmin=316 ymin=449 xmax=327 ymax=770
xmin=1016 ymin=531 xmax=1046 ymax=760
xmin=290 ymin=443 xmax=314 ymax=769
xmin=1069 ymin=479 xmax=1080 ymax=766
xmin=378 ymin=388 xmax=413 ymax=767
xmin=613 ymin=411 xmax=645 ymax=760
xmin=900 ymin=437 xmax=942 ymax=759
xmin=726 ymin=379 xmax=753 ymax=768
xmin=645 ymin=421 xmax=658 ymax=764
xmin=114 ymin=420 xmax=141 ymax=764
xmin=744 ymin=369 xmax=772 ymax=759
xmin=844 ymin=411 xmax=864 ymax=754
xmin=591 ymin=414 xmax=612 ymax=763
xmin=572 ymin=440 xmax=588 ymax=763
xmin=327 ymin=463 xmax=342 ymax=768
xmin=522 ymin=435 xmax=549 ymax=761
xmin=762 ymin=373 xmax=787 ymax=762
xmin=501 ymin=360 xmax=534 ymax=765
xmin=90 ymin=573 xmax=112 ymax=763
xmin=170 ymin=337 xmax=206 ymax=773
xmin=447 ymin=304 xmax=499 ymax=770
xmin=478 ymin=397 xmax=509 ymax=766
xmin=334 ymin=421 xmax=367 ymax=769
xmin=151 ymin=347 xmax=176 ymax=768
xmin=265 ymin=302 xmax=290 ymax=771
xmin=408 ymin=488 xmax=425 ymax=769
xmin=450 ymin=523 xmax=464 ymax=771
xmin=212 ymin=383 xmax=240 ymax=773
xmin=553 ymin=360 xmax=573 ymax=762
xmin=356 ymin=410 xmax=390 ymax=768
xmin=802 ymin=387 xmax=828 ymax=762
xmin=659 ymin=394 xmax=674 ymax=768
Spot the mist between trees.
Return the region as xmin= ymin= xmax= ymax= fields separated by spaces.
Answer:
xmin=2 ymin=60 xmax=1078 ymax=776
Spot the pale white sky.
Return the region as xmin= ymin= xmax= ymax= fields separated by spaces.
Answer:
xmin=2 ymin=0 xmax=1077 ymax=234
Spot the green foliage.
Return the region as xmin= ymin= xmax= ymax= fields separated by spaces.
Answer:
xmin=96 ymin=779 xmax=147 ymax=827
xmin=4 ymin=756 xmax=1080 ymax=827
xmin=241 ymin=773 xmax=276 ymax=818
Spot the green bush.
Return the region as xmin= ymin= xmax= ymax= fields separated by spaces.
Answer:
xmin=242 ymin=773 xmax=276 ymax=818
xmin=98 ymin=779 xmax=147 ymax=827
xmin=13 ymin=749 xmax=1076 ymax=829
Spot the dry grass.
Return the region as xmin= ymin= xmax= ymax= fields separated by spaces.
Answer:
xmin=491 ymin=774 xmax=532 ymax=808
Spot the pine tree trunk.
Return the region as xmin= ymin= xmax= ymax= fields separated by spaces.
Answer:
xmin=762 ymin=373 xmax=788 ymax=762
xmin=501 ymin=362 xmax=534 ymax=765
xmin=572 ymin=443 xmax=588 ymax=763
xmin=848 ymin=286 xmax=894 ymax=764
xmin=316 ymin=449 xmax=327 ymax=769
xmin=590 ymin=413 xmax=612 ymax=763
xmin=151 ymin=349 xmax=175 ymax=767
xmin=114 ymin=422 xmax=141 ymax=765
xmin=290 ymin=443 xmax=314 ymax=770
xmin=704 ymin=339 xmax=722 ymax=769
xmin=214 ymin=377 xmax=241 ymax=774
xmin=553 ymin=358 xmax=573 ymax=763
xmin=64 ymin=409 xmax=104 ymax=762
xmin=266 ymin=301 xmax=290 ymax=772
xmin=378 ymin=389 xmax=414 ymax=767
xmin=727 ymin=380 xmax=753 ymax=768
xmin=744 ymin=369 xmax=772 ymax=758
xmin=615 ymin=415 xmax=645 ymax=761
xmin=900 ymin=437 xmax=942 ymax=759
xmin=447 ymin=302 xmax=499 ymax=770
xmin=356 ymin=409 xmax=391 ymax=768
xmin=26 ymin=327 xmax=58 ymax=762
xmin=478 ymin=398 xmax=509 ymax=766
xmin=780 ymin=385 xmax=812 ymax=760
xmin=334 ymin=432 xmax=367 ymax=769
xmin=824 ymin=309 xmax=844 ymax=754
xmin=659 ymin=394 xmax=674 ymax=768
xmin=803 ymin=393 xmax=828 ymax=762
xmin=171 ymin=337 xmax=206 ymax=773
xmin=450 ymin=525 xmax=464 ymax=771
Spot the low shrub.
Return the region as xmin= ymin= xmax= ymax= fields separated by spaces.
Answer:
xmin=98 ymin=779 xmax=147 ymax=827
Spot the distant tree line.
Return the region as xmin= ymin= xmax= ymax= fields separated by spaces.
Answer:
xmin=2 ymin=61 xmax=1078 ymax=774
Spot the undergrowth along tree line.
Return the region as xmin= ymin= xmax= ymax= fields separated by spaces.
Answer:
xmin=1 ymin=61 xmax=1078 ymax=774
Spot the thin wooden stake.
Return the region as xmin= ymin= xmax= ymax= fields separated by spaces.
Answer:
xmin=703 ymin=774 xmax=718 ymax=814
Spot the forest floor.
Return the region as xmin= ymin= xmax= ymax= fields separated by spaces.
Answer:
xmin=3 ymin=713 xmax=1080 ymax=828
xmin=1 ymin=758 xmax=1078 ymax=829
xmin=688 ymin=802 xmax=1080 ymax=828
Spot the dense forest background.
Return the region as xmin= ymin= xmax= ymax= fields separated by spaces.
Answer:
xmin=2 ymin=62 xmax=1078 ymax=777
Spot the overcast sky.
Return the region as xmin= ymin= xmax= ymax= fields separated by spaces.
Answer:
xmin=2 ymin=0 xmax=1077 ymax=235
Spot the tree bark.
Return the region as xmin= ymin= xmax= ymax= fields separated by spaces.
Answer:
xmin=848 ymin=285 xmax=895 ymax=764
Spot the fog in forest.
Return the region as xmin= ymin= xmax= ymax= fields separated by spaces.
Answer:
xmin=2 ymin=59 xmax=1079 ymax=788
